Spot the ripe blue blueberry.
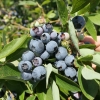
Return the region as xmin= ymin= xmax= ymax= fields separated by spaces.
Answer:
xmin=40 ymin=33 xmax=50 ymax=43
xmin=32 ymin=57 xmax=42 ymax=66
xmin=21 ymin=72 xmax=32 ymax=80
xmin=55 ymin=60 xmax=67 ymax=71
xmin=64 ymin=67 xmax=77 ymax=78
xmin=65 ymin=55 xmax=75 ymax=66
xmin=29 ymin=39 xmax=44 ymax=54
xmin=18 ymin=61 xmax=32 ymax=72
xmin=55 ymin=46 xmax=68 ymax=60
xmin=32 ymin=66 xmax=46 ymax=82
xmin=46 ymin=40 xmax=58 ymax=53
xmin=50 ymin=31 xmax=58 ymax=40
xmin=72 ymin=16 xmax=85 ymax=32
xmin=22 ymin=50 xmax=35 ymax=61
xmin=30 ymin=28 xmax=37 ymax=37
xmin=30 ymin=27 xmax=43 ymax=37
xmin=42 ymin=23 xmax=53 ymax=33
xmin=40 ymin=50 xmax=50 ymax=60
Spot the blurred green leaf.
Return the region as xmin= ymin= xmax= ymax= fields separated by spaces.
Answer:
xmin=2 ymin=33 xmax=7 ymax=46
xmin=53 ymin=27 xmax=61 ymax=32
xmin=90 ymin=0 xmax=100 ymax=12
xmin=47 ymin=10 xmax=56 ymax=19
xmin=78 ymin=66 xmax=99 ymax=100
xmin=89 ymin=14 xmax=100 ymax=25
xmin=19 ymin=1 xmax=37 ymax=6
xmin=78 ymin=55 xmax=93 ymax=61
xmin=91 ymin=53 xmax=100 ymax=66
xmin=45 ymin=63 xmax=52 ymax=88
xmin=68 ymin=20 xmax=80 ymax=53
xmin=42 ymin=0 xmax=51 ymax=6
xmin=82 ymin=67 xmax=100 ymax=80
xmin=54 ymin=73 xmax=81 ymax=92
xmin=79 ymin=48 xmax=95 ymax=56
xmin=71 ymin=0 xmax=90 ymax=13
xmin=56 ymin=0 xmax=68 ymax=25
xmin=32 ymin=8 xmax=41 ymax=14
xmin=85 ymin=16 xmax=97 ymax=41
xmin=0 ymin=35 xmax=27 ymax=59
xmin=0 ymin=37 xmax=2 ymax=51
xmin=52 ymin=80 xmax=60 ymax=100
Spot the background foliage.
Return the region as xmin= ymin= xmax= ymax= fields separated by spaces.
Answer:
xmin=0 ymin=0 xmax=100 ymax=100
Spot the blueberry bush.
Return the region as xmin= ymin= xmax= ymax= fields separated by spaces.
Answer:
xmin=0 ymin=0 xmax=100 ymax=100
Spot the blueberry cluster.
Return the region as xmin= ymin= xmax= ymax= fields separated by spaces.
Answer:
xmin=18 ymin=23 xmax=77 ymax=82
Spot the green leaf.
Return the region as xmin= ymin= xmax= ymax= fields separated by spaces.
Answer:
xmin=0 ymin=35 xmax=27 ymax=59
xmin=78 ymin=4 xmax=90 ymax=15
xmin=47 ymin=10 xmax=56 ymax=19
xmin=90 ymin=0 xmax=100 ymax=12
xmin=79 ymin=44 xmax=96 ymax=49
xmin=82 ymin=67 xmax=100 ymax=80
xmin=68 ymin=20 xmax=80 ymax=53
xmin=26 ymin=95 xmax=36 ymax=100
xmin=36 ymin=80 xmax=46 ymax=100
xmin=59 ymin=86 xmax=69 ymax=96
xmin=85 ymin=16 xmax=97 ymax=41
xmin=0 ymin=80 xmax=5 ymax=88
xmin=6 ymin=48 xmax=28 ymax=62
xmin=19 ymin=91 xmax=25 ymax=100
xmin=52 ymin=80 xmax=60 ymax=100
xmin=5 ymin=80 xmax=27 ymax=95
xmin=46 ymin=86 xmax=53 ymax=100
xmin=53 ymin=27 xmax=61 ymax=33
xmin=45 ymin=63 xmax=52 ymax=88
xmin=78 ymin=66 xmax=99 ymax=100
xmin=56 ymin=0 xmax=68 ymax=25
xmin=37 ymin=92 xmax=46 ymax=100
xmin=79 ymin=48 xmax=95 ymax=56
xmin=71 ymin=0 xmax=90 ymax=13
xmin=54 ymin=73 xmax=81 ymax=92
xmin=0 ymin=37 xmax=2 ymax=51
xmin=77 ymin=55 xmax=93 ymax=61
xmin=89 ymin=14 xmax=100 ymax=25
xmin=19 ymin=1 xmax=37 ymax=6
xmin=91 ymin=53 xmax=100 ymax=66
xmin=0 ymin=63 xmax=24 ymax=82
xmin=0 ymin=63 xmax=20 ymax=78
